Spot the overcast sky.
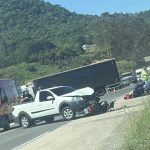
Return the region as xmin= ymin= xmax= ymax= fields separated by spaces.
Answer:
xmin=45 ymin=0 xmax=150 ymax=15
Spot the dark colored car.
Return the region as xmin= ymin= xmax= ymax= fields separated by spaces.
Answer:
xmin=120 ymin=71 xmax=137 ymax=87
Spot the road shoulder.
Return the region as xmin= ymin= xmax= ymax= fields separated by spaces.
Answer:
xmin=17 ymin=95 xmax=150 ymax=150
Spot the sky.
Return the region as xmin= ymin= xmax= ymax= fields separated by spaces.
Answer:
xmin=45 ymin=0 xmax=150 ymax=15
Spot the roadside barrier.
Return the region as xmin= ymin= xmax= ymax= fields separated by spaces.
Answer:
xmin=106 ymin=82 xmax=123 ymax=93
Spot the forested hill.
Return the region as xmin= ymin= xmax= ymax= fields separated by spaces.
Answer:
xmin=0 ymin=0 xmax=150 ymax=78
xmin=0 ymin=0 xmax=98 ymax=67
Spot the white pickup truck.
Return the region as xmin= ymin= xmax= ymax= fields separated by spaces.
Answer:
xmin=12 ymin=86 xmax=94 ymax=128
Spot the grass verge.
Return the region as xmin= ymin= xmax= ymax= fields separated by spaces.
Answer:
xmin=122 ymin=102 xmax=150 ymax=150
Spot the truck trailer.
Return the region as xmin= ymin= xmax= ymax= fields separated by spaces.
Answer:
xmin=31 ymin=59 xmax=120 ymax=96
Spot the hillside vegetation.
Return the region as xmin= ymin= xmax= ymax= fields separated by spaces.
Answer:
xmin=0 ymin=0 xmax=150 ymax=83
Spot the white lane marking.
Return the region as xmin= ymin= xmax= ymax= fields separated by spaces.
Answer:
xmin=12 ymin=131 xmax=49 ymax=150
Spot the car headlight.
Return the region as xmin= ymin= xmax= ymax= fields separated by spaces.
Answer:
xmin=72 ymin=97 xmax=83 ymax=102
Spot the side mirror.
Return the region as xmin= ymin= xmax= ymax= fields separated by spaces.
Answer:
xmin=47 ymin=96 xmax=55 ymax=101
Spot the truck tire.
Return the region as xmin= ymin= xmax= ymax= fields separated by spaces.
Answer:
xmin=20 ymin=115 xmax=31 ymax=128
xmin=101 ymin=101 xmax=109 ymax=113
xmin=3 ymin=117 xmax=10 ymax=131
xmin=62 ymin=106 xmax=75 ymax=121
xmin=45 ymin=116 xmax=54 ymax=124
xmin=94 ymin=86 xmax=106 ymax=97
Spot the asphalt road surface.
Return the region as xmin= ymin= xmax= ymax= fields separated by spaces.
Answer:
xmin=0 ymin=85 xmax=133 ymax=150
xmin=101 ymin=84 xmax=134 ymax=103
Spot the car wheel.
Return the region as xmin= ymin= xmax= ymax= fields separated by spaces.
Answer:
xmin=20 ymin=115 xmax=31 ymax=128
xmin=45 ymin=116 xmax=54 ymax=123
xmin=62 ymin=106 xmax=75 ymax=120
xmin=101 ymin=101 xmax=109 ymax=113
xmin=3 ymin=117 xmax=10 ymax=131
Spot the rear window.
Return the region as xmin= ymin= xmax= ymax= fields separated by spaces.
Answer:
xmin=0 ymin=80 xmax=19 ymax=102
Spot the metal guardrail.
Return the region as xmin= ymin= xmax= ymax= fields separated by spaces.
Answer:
xmin=105 ymin=82 xmax=122 ymax=92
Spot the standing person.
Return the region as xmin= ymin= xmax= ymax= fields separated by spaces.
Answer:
xmin=21 ymin=90 xmax=33 ymax=103
xmin=141 ymin=67 xmax=149 ymax=83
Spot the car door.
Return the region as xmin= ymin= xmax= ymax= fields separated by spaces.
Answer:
xmin=35 ymin=90 xmax=58 ymax=117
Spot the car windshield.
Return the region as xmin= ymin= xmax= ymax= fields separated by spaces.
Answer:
xmin=50 ymin=86 xmax=75 ymax=96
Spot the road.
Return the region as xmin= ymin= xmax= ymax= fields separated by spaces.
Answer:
xmin=101 ymin=84 xmax=134 ymax=103
xmin=0 ymin=85 xmax=133 ymax=150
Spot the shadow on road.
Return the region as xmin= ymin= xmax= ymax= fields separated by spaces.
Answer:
xmin=27 ymin=115 xmax=84 ymax=129
xmin=0 ymin=115 xmax=85 ymax=132
xmin=0 ymin=125 xmax=19 ymax=133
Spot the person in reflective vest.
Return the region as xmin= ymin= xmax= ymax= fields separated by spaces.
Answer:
xmin=141 ymin=67 xmax=149 ymax=82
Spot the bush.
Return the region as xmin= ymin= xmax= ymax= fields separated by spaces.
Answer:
xmin=26 ymin=65 xmax=37 ymax=72
xmin=117 ymin=60 xmax=135 ymax=75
